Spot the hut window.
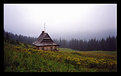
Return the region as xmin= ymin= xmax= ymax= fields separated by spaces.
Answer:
xmin=42 ymin=47 xmax=44 ymax=50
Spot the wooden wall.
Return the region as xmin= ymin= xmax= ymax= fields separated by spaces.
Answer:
xmin=36 ymin=46 xmax=58 ymax=51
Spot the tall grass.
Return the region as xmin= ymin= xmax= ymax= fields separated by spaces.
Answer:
xmin=4 ymin=42 xmax=117 ymax=72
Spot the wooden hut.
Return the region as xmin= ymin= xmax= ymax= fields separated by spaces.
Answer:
xmin=32 ymin=31 xmax=59 ymax=51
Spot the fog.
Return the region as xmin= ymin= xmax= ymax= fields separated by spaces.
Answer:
xmin=4 ymin=4 xmax=117 ymax=40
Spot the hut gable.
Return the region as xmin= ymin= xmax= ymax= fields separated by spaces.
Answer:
xmin=33 ymin=31 xmax=58 ymax=47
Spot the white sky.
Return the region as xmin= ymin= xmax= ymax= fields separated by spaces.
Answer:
xmin=4 ymin=4 xmax=117 ymax=40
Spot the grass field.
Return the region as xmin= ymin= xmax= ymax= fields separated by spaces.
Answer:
xmin=4 ymin=42 xmax=117 ymax=72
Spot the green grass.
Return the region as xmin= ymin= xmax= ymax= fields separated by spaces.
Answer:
xmin=4 ymin=42 xmax=117 ymax=72
xmin=59 ymin=48 xmax=77 ymax=52
xmin=59 ymin=48 xmax=117 ymax=55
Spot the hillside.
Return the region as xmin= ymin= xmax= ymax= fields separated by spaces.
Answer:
xmin=4 ymin=42 xmax=117 ymax=72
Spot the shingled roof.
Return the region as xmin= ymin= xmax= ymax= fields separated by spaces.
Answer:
xmin=32 ymin=31 xmax=58 ymax=46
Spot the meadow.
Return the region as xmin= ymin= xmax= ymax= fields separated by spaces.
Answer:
xmin=4 ymin=42 xmax=117 ymax=72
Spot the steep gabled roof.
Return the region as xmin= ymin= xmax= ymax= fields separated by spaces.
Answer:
xmin=33 ymin=31 xmax=58 ymax=46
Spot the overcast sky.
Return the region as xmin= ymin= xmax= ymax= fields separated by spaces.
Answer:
xmin=4 ymin=4 xmax=117 ymax=40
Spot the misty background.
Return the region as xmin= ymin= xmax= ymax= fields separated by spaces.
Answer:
xmin=4 ymin=4 xmax=117 ymax=40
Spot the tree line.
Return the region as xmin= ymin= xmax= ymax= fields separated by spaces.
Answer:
xmin=4 ymin=31 xmax=37 ymax=45
xmin=4 ymin=31 xmax=117 ymax=51
xmin=54 ymin=36 xmax=117 ymax=51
